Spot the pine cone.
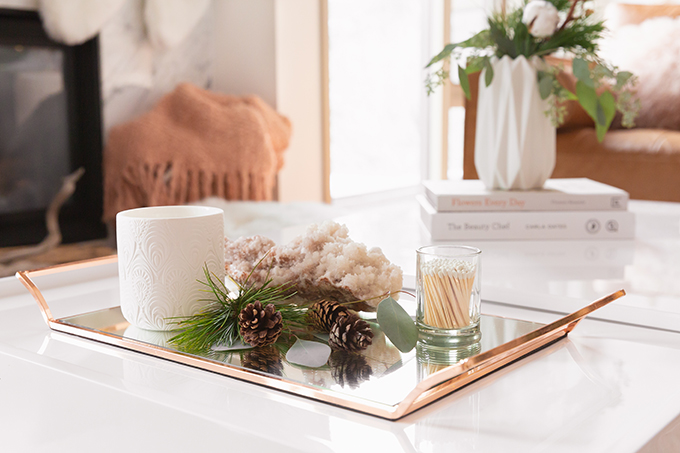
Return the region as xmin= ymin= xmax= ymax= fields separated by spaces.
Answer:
xmin=328 ymin=315 xmax=374 ymax=352
xmin=329 ymin=351 xmax=372 ymax=389
xmin=238 ymin=301 xmax=283 ymax=347
xmin=241 ymin=346 xmax=284 ymax=376
xmin=307 ymin=300 xmax=351 ymax=332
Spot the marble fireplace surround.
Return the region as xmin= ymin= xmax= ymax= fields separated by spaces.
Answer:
xmin=1 ymin=0 xmax=214 ymax=140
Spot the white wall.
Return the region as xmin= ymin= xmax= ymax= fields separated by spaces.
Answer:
xmin=212 ymin=0 xmax=277 ymax=108
xmin=274 ymin=0 xmax=324 ymax=203
xmin=212 ymin=0 xmax=325 ymax=202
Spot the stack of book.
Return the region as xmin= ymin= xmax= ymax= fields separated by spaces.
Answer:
xmin=419 ymin=178 xmax=635 ymax=240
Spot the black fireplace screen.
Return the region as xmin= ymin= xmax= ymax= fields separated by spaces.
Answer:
xmin=0 ymin=45 xmax=69 ymax=214
xmin=0 ymin=8 xmax=105 ymax=247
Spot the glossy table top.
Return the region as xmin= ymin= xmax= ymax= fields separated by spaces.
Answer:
xmin=1 ymin=199 xmax=679 ymax=452
xmin=335 ymin=199 xmax=680 ymax=333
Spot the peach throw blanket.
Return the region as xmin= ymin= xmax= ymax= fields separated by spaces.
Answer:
xmin=103 ymin=83 xmax=291 ymax=221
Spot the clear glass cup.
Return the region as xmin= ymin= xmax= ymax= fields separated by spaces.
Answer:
xmin=416 ymin=245 xmax=482 ymax=347
xmin=416 ymin=340 xmax=481 ymax=370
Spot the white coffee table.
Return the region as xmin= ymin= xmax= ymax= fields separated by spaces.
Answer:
xmin=0 ymin=199 xmax=678 ymax=452
xmin=335 ymin=198 xmax=680 ymax=333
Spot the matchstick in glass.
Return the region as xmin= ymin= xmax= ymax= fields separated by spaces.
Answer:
xmin=416 ymin=245 xmax=481 ymax=348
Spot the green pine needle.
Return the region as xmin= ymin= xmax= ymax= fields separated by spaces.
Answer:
xmin=168 ymin=264 xmax=305 ymax=353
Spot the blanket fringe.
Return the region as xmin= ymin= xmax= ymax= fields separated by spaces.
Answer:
xmin=105 ymin=163 xmax=274 ymax=217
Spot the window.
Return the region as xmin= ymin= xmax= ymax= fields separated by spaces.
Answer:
xmin=327 ymin=0 xmax=430 ymax=199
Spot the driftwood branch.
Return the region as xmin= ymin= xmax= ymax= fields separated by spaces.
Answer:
xmin=0 ymin=167 xmax=85 ymax=265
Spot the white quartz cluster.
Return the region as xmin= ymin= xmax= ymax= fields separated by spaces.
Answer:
xmin=224 ymin=221 xmax=403 ymax=310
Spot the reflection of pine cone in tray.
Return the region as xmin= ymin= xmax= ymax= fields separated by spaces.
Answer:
xmin=329 ymin=351 xmax=372 ymax=389
xmin=241 ymin=346 xmax=284 ymax=376
xmin=224 ymin=221 xmax=403 ymax=311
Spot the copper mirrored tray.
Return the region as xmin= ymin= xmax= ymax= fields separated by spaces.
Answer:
xmin=16 ymin=256 xmax=624 ymax=420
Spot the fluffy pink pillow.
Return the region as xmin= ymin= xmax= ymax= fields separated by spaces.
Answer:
xmin=600 ymin=16 xmax=680 ymax=130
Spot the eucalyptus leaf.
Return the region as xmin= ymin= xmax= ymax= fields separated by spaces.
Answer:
xmin=483 ymin=59 xmax=494 ymax=87
xmin=381 ymin=358 xmax=406 ymax=377
xmin=600 ymin=91 xmax=616 ymax=124
xmin=286 ymin=338 xmax=331 ymax=368
xmin=597 ymin=63 xmax=614 ymax=79
xmin=458 ymin=65 xmax=471 ymax=100
xmin=211 ymin=340 xmax=252 ymax=351
xmin=377 ymin=297 xmax=417 ymax=353
xmin=575 ymin=80 xmax=598 ymax=121
xmin=465 ymin=56 xmax=486 ymax=74
xmin=596 ymin=91 xmax=617 ymax=142
xmin=596 ymin=101 xmax=606 ymax=126
xmin=458 ymin=29 xmax=492 ymax=49
xmin=425 ymin=30 xmax=492 ymax=68
xmin=426 ymin=43 xmax=457 ymax=68
xmin=312 ymin=332 xmax=330 ymax=343
xmin=538 ymin=72 xmax=553 ymax=100
xmin=594 ymin=91 xmax=617 ymax=129
xmin=564 ymin=90 xmax=579 ymax=101
xmin=596 ymin=123 xmax=607 ymax=143
xmin=572 ymin=58 xmax=593 ymax=88
xmin=616 ymin=71 xmax=633 ymax=88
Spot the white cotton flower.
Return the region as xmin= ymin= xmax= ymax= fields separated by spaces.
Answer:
xmin=522 ymin=0 xmax=560 ymax=38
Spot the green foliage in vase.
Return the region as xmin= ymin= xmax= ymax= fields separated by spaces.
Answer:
xmin=425 ymin=0 xmax=640 ymax=141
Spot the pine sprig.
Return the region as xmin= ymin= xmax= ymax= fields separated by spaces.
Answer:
xmin=168 ymin=264 xmax=300 ymax=352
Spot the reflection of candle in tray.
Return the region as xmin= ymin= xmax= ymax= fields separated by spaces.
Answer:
xmin=421 ymin=258 xmax=475 ymax=329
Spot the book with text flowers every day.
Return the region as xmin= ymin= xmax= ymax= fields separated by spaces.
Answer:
xmin=417 ymin=195 xmax=635 ymax=241
xmin=422 ymin=178 xmax=629 ymax=212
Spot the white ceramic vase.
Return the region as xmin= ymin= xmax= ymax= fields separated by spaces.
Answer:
xmin=117 ymin=205 xmax=225 ymax=331
xmin=474 ymin=55 xmax=556 ymax=190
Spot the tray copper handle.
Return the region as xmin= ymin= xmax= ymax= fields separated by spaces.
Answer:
xmin=16 ymin=255 xmax=118 ymax=327
xmin=394 ymin=289 xmax=626 ymax=419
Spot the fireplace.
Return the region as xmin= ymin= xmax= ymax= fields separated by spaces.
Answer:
xmin=0 ymin=8 xmax=105 ymax=247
